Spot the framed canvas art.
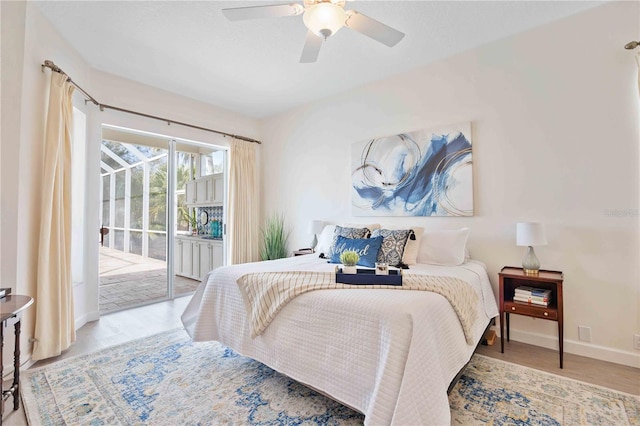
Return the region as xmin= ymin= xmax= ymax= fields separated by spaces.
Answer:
xmin=351 ymin=122 xmax=473 ymax=217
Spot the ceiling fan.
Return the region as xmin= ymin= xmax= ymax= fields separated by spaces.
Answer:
xmin=222 ymin=0 xmax=405 ymax=63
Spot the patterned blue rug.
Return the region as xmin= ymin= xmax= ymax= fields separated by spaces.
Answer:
xmin=21 ymin=329 xmax=639 ymax=425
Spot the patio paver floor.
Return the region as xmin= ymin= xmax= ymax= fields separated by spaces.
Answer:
xmin=100 ymin=247 xmax=200 ymax=314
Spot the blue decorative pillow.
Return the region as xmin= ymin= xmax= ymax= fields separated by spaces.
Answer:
xmin=327 ymin=226 xmax=371 ymax=259
xmin=329 ymin=235 xmax=383 ymax=268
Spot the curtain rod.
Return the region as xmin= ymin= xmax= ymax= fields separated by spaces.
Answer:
xmin=41 ymin=60 xmax=261 ymax=144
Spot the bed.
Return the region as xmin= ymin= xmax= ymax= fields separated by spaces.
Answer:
xmin=181 ymin=252 xmax=499 ymax=425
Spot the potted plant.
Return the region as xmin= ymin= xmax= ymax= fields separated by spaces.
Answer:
xmin=179 ymin=207 xmax=198 ymax=235
xmin=260 ymin=212 xmax=290 ymax=260
xmin=340 ymin=250 xmax=360 ymax=274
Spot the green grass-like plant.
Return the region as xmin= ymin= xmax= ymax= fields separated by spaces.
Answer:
xmin=260 ymin=212 xmax=290 ymax=261
xmin=340 ymin=250 xmax=360 ymax=266
xmin=179 ymin=206 xmax=198 ymax=230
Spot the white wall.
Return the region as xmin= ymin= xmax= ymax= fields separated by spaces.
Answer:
xmin=260 ymin=1 xmax=640 ymax=367
xmin=1 ymin=1 xmax=93 ymax=367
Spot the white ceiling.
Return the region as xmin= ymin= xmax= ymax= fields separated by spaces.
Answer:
xmin=34 ymin=1 xmax=605 ymax=119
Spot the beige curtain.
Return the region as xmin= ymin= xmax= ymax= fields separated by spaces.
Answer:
xmin=228 ymin=139 xmax=260 ymax=264
xmin=32 ymin=72 xmax=76 ymax=360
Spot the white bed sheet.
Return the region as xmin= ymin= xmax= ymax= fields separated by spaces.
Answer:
xmin=182 ymin=255 xmax=499 ymax=425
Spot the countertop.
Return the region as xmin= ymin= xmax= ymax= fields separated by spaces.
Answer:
xmin=176 ymin=234 xmax=223 ymax=241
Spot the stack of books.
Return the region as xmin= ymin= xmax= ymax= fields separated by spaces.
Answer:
xmin=514 ymin=286 xmax=552 ymax=306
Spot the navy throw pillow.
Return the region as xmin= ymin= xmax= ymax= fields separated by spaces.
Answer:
xmin=329 ymin=235 xmax=383 ymax=268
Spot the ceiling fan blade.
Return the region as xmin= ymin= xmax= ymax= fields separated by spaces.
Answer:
xmin=345 ymin=10 xmax=405 ymax=47
xmin=300 ymin=31 xmax=323 ymax=63
xmin=222 ymin=3 xmax=303 ymax=21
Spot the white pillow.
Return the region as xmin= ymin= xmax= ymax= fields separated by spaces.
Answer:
xmin=315 ymin=224 xmax=336 ymax=255
xmin=417 ymin=228 xmax=469 ymax=266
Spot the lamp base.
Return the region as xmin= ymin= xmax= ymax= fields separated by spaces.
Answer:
xmin=522 ymin=246 xmax=541 ymax=275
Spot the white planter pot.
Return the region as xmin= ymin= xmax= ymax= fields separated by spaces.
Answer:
xmin=343 ymin=265 xmax=357 ymax=274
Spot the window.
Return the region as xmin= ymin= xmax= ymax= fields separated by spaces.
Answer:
xmin=200 ymin=150 xmax=224 ymax=175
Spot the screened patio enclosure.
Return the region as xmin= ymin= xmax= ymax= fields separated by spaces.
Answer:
xmin=99 ymin=127 xmax=224 ymax=313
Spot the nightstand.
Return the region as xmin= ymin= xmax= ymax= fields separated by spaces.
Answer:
xmin=293 ymin=249 xmax=314 ymax=256
xmin=499 ymin=266 xmax=564 ymax=368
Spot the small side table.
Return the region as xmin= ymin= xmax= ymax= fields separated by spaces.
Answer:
xmin=0 ymin=295 xmax=33 ymax=424
xmin=499 ymin=267 xmax=564 ymax=368
xmin=293 ymin=249 xmax=314 ymax=256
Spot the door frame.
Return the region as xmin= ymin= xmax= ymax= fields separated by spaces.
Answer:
xmin=96 ymin=124 xmax=228 ymax=314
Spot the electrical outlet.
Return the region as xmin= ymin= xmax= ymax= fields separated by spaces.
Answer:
xmin=578 ymin=326 xmax=592 ymax=342
xmin=634 ymin=334 xmax=640 ymax=350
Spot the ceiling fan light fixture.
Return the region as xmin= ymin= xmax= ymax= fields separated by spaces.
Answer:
xmin=303 ymin=3 xmax=346 ymax=39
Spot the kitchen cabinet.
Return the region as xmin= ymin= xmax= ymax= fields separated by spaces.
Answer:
xmin=195 ymin=179 xmax=209 ymax=204
xmin=175 ymin=236 xmax=193 ymax=278
xmin=210 ymin=174 xmax=224 ymax=204
xmin=185 ymin=173 xmax=224 ymax=206
xmin=175 ymin=236 xmax=223 ymax=281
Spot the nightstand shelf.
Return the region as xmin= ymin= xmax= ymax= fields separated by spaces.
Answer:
xmin=293 ymin=249 xmax=314 ymax=256
xmin=499 ymin=266 xmax=564 ymax=368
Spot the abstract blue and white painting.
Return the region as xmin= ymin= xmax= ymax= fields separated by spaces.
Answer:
xmin=351 ymin=123 xmax=473 ymax=217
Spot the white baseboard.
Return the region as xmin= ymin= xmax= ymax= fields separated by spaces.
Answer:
xmin=75 ymin=310 xmax=100 ymax=330
xmin=501 ymin=328 xmax=640 ymax=368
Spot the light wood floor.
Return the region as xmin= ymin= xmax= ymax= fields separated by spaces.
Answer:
xmin=5 ymin=300 xmax=639 ymax=424
xmin=477 ymin=337 xmax=640 ymax=395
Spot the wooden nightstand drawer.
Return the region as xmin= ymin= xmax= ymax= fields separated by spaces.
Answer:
xmin=504 ymin=302 xmax=557 ymax=320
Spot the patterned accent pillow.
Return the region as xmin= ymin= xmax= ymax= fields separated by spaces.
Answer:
xmin=326 ymin=226 xmax=371 ymax=259
xmin=371 ymin=229 xmax=413 ymax=267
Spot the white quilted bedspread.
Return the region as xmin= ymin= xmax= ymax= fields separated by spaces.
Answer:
xmin=182 ymin=256 xmax=499 ymax=426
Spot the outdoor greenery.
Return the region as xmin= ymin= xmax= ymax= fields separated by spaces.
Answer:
xmin=260 ymin=212 xmax=290 ymax=261
xmin=101 ymin=140 xmax=221 ymax=260
xmin=105 ymin=145 xmax=196 ymax=232
xmin=340 ymin=250 xmax=360 ymax=266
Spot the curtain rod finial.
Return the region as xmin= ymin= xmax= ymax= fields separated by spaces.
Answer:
xmin=42 ymin=60 xmax=62 ymax=73
xmin=625 ymin=41 xmax=639 ymax=50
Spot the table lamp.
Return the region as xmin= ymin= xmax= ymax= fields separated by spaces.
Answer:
xmin=309 ymin=220 xmax=325 ymax=252
xmin=516 ymin=222 xmax=547 ymax=275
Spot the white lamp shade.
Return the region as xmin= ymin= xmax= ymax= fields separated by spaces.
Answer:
xmin=303 ymin=3 xmax=346 ymax=38
xmin=309 ymin=220 xmax=325 ymax=235
xmin=516 ymin=222 xmax=547 ymax=246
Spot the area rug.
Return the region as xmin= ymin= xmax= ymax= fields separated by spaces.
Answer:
xmin=21 ymin=329 xmax=639 ymax=425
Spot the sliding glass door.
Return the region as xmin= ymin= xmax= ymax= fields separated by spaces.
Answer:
xmin=99 ymin=132 xmax=171 ymax=313
xmin=98 ymin=126 xmax=227 ymax=314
